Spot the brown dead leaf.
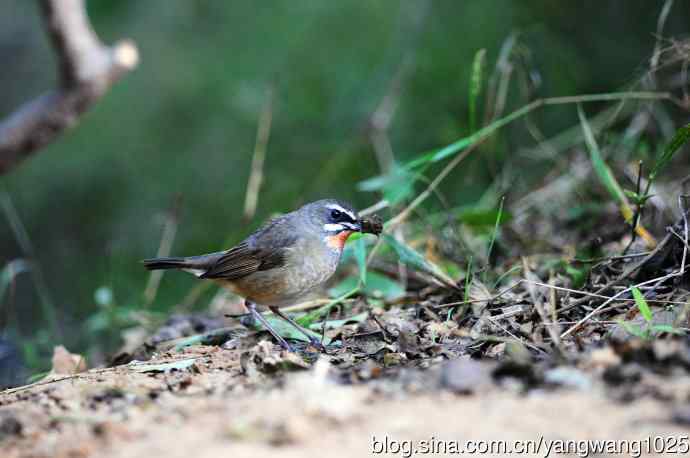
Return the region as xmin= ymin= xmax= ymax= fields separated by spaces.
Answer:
xmin=49 ymin=345 xmax=87 ymax=375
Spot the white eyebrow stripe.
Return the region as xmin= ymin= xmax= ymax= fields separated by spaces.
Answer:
xmin=325 ymin=204 xmax=357 ymax=221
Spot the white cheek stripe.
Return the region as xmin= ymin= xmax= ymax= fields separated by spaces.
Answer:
xmin=323 ymin=223 xmax=346 ymax=232
xmin=325 ymin=204 xmax=357 ymax=221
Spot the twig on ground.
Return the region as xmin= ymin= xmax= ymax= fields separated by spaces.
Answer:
xmin=560 ymin=195 xmax=689 ymax=338
xmin=565 ymin=230 xmax=674 ymax=310
xmin=0 ymin=0 xmax=138 ymax=175
xmin=522 ymin=258 xmax=562 ymax=349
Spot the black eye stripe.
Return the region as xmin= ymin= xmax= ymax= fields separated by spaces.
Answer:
xmin=330 ymin=208 xmax=356 ymax=223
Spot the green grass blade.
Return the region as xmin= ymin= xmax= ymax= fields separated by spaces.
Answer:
xmin=360 ymin=92 xmax=668 ymax=198
xmin=354 ymin=237 xmax=367 ymax=285
xmin=382 ymin=234 xmax=456 ymax=286
xmin=631 ymin=286 xmax=653 ymax=323
xmin=0 ymin=259 xmax=30 ymax=308
xmin=431 ymin=100 xmax=541 ymax=163
xmin=649 ymin=123 xmax=690 ymax=182
xmin=468 ymin=48 xmax=486 ymax=133
xmin=296 ymin=286 xmax=360 ymax=326
xmin=486 ymin=197 xmax=505 ymax=265
xmin=577 ymin=104 xmax=627 ymax=204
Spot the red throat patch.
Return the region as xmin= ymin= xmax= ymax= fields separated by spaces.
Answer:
xmin=326 ymin=231 xmax=354 ymax=251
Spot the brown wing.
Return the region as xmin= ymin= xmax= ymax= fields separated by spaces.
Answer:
xmin=199 ymin=242 xmax=288 ymax=280
xmin=199 ymin=214 xmax=298 ymax=281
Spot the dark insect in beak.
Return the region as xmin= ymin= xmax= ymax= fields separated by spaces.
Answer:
xmin=359 ymin=214 xmax=383 ymax=236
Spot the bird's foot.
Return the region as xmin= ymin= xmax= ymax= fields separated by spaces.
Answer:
xmin=307 ymin=335 xmax=328 ymax=353
xmin=277 ymin=339 xmax=295 ymax=353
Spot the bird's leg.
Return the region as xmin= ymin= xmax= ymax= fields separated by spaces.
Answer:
xmin=245 ymin=301 xmax=294 ymax=352
xmin=269 ymin=306 xmax=326 ymax=352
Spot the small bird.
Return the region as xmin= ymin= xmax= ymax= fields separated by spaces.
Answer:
xmin=143 ymin=199 xmax=380 ymax=351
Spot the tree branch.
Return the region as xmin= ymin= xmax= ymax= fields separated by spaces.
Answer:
xmin=0 ymin=0 xmax=138 ymax=175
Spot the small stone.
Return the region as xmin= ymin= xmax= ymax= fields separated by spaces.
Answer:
xmin=440 ymin=358 xmax=493 ymax=394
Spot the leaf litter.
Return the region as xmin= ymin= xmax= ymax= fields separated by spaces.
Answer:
xmin=5 ymin=31 xmax=690 ymax=458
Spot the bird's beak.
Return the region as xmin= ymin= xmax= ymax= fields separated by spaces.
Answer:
xmin=358 ymin=215 xmax=383 ymax=236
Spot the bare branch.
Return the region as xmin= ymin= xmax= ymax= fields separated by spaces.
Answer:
xmin=0 ymin=0 xmax=139 ymax=175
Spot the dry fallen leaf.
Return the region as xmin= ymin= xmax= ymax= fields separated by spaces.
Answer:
xmin=49 ymin=345 xmax=87 ymax=375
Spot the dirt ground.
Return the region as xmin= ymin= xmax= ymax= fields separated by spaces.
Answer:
xmin=2 ymin=336 xmax=689 ymax=458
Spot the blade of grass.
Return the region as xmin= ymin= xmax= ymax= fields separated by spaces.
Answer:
xmin=296 ymin=286 xmax=360 ymax=327
xmin=354 ymin=237 xmax=367 ymax=285
xmin=631 ymin=286 xmax=653 ymax=323
xmin=448 ymin=256 xmax=473 ymax=321
xmin=0 ymin=259 xmax=29 ymax=306
xmin=360 ymin=91 xmax=670 ymax=194
xmin=486 ymin=197 xmax=505 ymax=265
xmin=468 ymin=48 xmax=486 ymax=133
xmin=143 ymin=196 xmax=181 ymax=307
xmin=647 ymin=123 xmax=690 ymax=185
xmin=382 ymin=234 xmax=457 ymax=287
xmin=0 ymin=192 xmax=61 ymax=339
xmin=483 ymin=196 xmax=505 ymax=283
xmin=577 ymin=105 xmax=656 ymax=247
xmin=430 ymin=92 xmax=669 ymax=164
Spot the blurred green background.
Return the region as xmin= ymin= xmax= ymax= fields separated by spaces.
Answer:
xmin=1 ymin=0 xmax=689 ymax=369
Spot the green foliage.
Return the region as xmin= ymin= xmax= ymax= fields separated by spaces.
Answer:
xmin=307 ymin=311 xmax=368 ymax=332
xmin=578 ymin=105 xmax=627 ymax=204
xmin=618 ymin=287 xmax=685 ymax=340
xmin=329 ymin=272 xmax=405 ymax=301
xmin=468 ymin=48 xmax=487 ymax=132
xmin=631 ymin=287 xmax=652 ymax=323
xmin=382 ymin=234 xmax=453 ymax=284
xmin=486 ymin=197 xmax=504 ymax=265
xmin=3 ymin=1 xmax=690 ymax=369
xmin=357 ymin=164 xmax=422 ymax=205
xmin=648 ymin=123 xmax=690 ymax=183
xmin=263 ymin=315 xmax=330 ymax=344
xmin=455 ymin=207 xmax=512 ymax=227
xmin=354 ymin=237 xmax=368 ymax=285
xmin=0 ymin=259 xmax=29 ymax=306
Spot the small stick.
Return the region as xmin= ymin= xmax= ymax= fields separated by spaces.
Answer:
xmin=243 ymin=86 xmax=275 ymax=221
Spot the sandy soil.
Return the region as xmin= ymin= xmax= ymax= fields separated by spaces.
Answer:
xmin=1 ymin=342 xmax=688 ymax=458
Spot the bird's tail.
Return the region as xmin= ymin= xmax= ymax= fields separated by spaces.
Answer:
xmin=142 ymin=257 xmax=190 ymax=271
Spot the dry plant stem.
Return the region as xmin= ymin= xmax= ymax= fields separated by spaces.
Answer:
xmin=524 ymin=280 xmax=689 ymax=307
xmin=143 ymin=200 xmax=181 ymax=306
xmin=379 ymin=92 xmax=667 ymax=249
xmin=0 ymin=0 xmax=138 ymax=175
xmin=0 ymin=192 xmax=60 ymax=338
xmin=433 ymin=277 xmax=690 ymax=315
xmin=388 ymin=142 xmax=482 ymax=230
xmin=359 ymin=199 xmax=389 ymax=217
xmin=565 ymin=231 xmax=673 ymax=311
xmin=369 ymin=53 xmax=416 ymax=173
xmin=561 ymin=196 xmax=689 ymax=339
xmin=648 ymin=0 xmax=675 ymax=89
xmin=243 ymin=86 xmax=275 ymax=221
xmin=485 ymin=317 xmax=547 ymax=355
xmin=521 ymin=258 xmax=562 ymax=349
xmin=1 ymin=356 xmax=204 ymax=396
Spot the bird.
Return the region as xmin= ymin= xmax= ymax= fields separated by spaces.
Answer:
xmin=143 ymin=199 xmax=381 ymax=352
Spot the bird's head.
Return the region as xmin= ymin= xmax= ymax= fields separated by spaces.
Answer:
xmin=299 ymin=199 xmax=362 ymax=251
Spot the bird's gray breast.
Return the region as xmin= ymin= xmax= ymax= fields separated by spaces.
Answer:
xmin=232 ymin=235 xmax=341 ymax=306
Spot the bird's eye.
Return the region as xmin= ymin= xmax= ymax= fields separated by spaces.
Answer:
xmin=330 ymin=209 xmax=342 ymax=219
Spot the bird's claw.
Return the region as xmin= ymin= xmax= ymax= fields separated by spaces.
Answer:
xmin=307 ymin=335 xmax=328 ymax=353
